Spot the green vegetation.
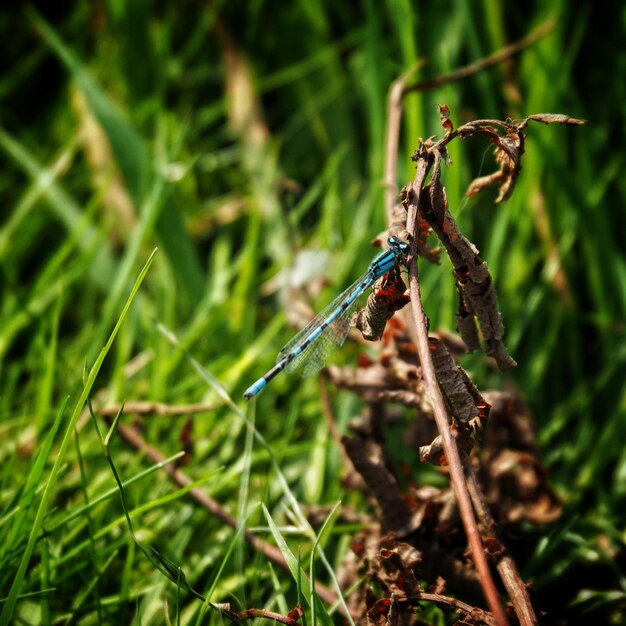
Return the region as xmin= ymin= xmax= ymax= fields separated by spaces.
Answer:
xmin=1 ymin=2 xmax=624 ymax=624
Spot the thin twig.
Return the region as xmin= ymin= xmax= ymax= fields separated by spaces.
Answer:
xmin=463 ymin=457 xmax=538 ymax=626
xmin=384 ymin=17 xmax=555 ymax=222
xmin=413 ymin=592 xmax=499 ymax=626
xmin=225 ymin=606 xmax=303 ymax=625
xmin=319 ymin=377 xmax=343 ymax=447
xmin=96 ymin=401 xmax=221 ymax=417
xmin=402 ymin=16 xmax=556 ymax=94
xmin=383 ymin=63 xmax=422 ymax=223
xmin=404 ymin=155 xmax=509 ymax=626
xmin=102 ymin=414 xmax=351 ymax=617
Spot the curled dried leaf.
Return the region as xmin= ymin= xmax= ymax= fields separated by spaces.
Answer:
xmin=355 ymin=265 xmax=411 ymax=341
xmin=410 ymin=158 xmax=517 ymax=370
xmin=366 ymin=597 xmax=396 ymax=626
xmin=518 ymin=112 xmax=586 ymax=129
xmin=438 ymin=104 xmax=454 ymax=132
xmin=429 ymin=337 xmax=487 ymax=425
xmin=466 ymin=131 xmax=523 ymax=202
xmin=287 ymin=605 xmax=304 ymax=621
xmin=342 ymin=436 xmax=414 ymax=533
xmin=481 ymin=390 xmax=562 ymax=525
xmin=455 ymin=265 xmax=517 ymax=370
xmin=419 ymin=434 xmax=446 ymax=465
xmin=387 ymin=202 xmax=411 ymax=243
xmin=455 ymin=288 xmax=481 ymax=351
xmin=397 ymin=189 xmax=441 ymax=263
xmin=371 ymin=543 xmax=423 ymax=600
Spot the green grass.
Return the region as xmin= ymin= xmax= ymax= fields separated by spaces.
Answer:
xmin=1 ymin=2 xmax=625 ymax=624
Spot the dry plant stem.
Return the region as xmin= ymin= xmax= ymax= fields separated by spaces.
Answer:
xmin=228 ymin=607 xmax=302 ymax=625
xmin=414 ymin=593 xmax=498 ymax=626
xmin=106 ymin=416 xmax=351 ymax=617
xmin=96 ymin=401 xmax=221 ymax=417
xmin=402 ymin=16 xmax=555 ymax=94
xmin=319 ymin=377 xmax=343 ymax=447
xmin=406 ymin=263 xmax=507 ymax=626
xmin=384 ymin=65 xmax=420 ymax=223
xmin=463 ymin=457 xmax=538 ymax=626
xmin=384 ymin=16 xmax=555 ymax=221
xmin=319 ymin=377 xmax=364 ymax=485
xmin=384 ymin=76 xmax=404 ymax=224
xmin=405 ymin=160 xmax=509 ymax=626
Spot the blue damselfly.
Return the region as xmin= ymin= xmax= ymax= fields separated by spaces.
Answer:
xmin=243 ymin=236 xmax=409 ymax=399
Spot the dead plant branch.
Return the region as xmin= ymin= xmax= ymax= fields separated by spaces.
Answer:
xmin=404 ymin=148 xmax=509 ymax=626
xmin=464 ymin=457 xmax=538 ymax=626
xmin=402 ymin=16 xmax=556 ymax=95
xmin=96 ymin=409 xmax=349 ymax=617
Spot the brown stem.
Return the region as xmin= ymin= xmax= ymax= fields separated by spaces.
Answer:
xmin=383 ymin=76 xmax=404 ymax=225
xmin=226 ymin=607 xmax=303 ymax=625
xmin=96 ymin=401 xmax=221 ymax=417
xmin=414 ymin=592 xmax=498 ymax=626
xmin=384 ymin=64 xmax=422 ymax=223
xmin=402 ymin=16 xmax=556 ymax=94
xmin=463 ymin=458 xmax=539 ymax=626
xmin=101 ymin=414 xmax=352 ymax=618
xmin=384 ymin=16 xmax=555 ymax=222
xmin=404 ymin=162 xmax=509 ymax=626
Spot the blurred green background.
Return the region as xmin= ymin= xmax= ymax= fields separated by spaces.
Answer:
xmin=1 ymin=1 xmax=625 ymax=624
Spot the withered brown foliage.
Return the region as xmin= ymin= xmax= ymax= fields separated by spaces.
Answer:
xmin=355 ymin=265 xmax=411 ymax=341
xmin=321 ymin=107 xmax=582 ymax=625
xmin=327 ymin=322 xmax=561 ymax=625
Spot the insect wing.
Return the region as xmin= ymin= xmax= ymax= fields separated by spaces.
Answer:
xmin=277 ymin=274 xmax=371 ymax=374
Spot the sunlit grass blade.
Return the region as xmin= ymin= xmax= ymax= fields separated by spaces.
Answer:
xmin=262 ymin=504 xmax=333 ymax=626
xmin=0 ymin=249 xmax=156 ymax=626
xmin=0 ymin=396 xmax=69 ymax=566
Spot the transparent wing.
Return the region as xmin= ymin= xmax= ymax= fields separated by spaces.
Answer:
xmin=277 ymin=274 xmax=373 ymax=375
xmin=286 ymin=298 xmax=360 ymax=376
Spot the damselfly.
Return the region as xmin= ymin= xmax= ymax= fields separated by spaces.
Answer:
xmin=243 ymin=236 xmax=409 ymax=399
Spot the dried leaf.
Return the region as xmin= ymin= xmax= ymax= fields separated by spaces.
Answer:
xmin=387 ymin=203 xmax=411 ymax=244
xmin=455 ymin=287 xmax=481 ymax=351
xmin=367 ymin=598 xmax=391 ymax=626
xmin=325 ymin=329 xmax=422 ymax=405
xmin=396 ymin=190 xmax=440 ymax=263
xmin=342 ymin=437 xmax=414 ymax=533
xmin=519 ymin=113 xmax=586 ymax=128
xmin=412 ymin=161 xmax=517 ymax=370
xmin=455 ymin=265 xmax=517 ymax=370
xmin=438 ymin=104 xmax=454 ymax=132
xmin=428 ymin=337 xmax=486 ymax=425
xmin=419 ymin=435 xmax=445 ymax=465
xmin=330 ymin=106 xmax=580 ymax=626
xmin=287 ymin=604 xmax=304 ymax=621
xmin=481 ymin=390 xmax=562 ymax=525
xmin=465 ymin=169 xmax=507 ymax=198
xmin=371 ymin=543 xmax=423 ymax=599
xmin=466 ymin=132 xmax=523 ymax=202
xmin=355 ymin=266 xmax=410 ymax=341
